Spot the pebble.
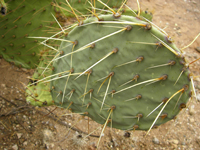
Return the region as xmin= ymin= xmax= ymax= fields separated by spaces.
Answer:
xmin=1 ymin=84 xmax=6 ymax=88
xmin=23 ymin=141 xmax=28 ymax=146
xmin=196 ymin=47 xmax=200 ymax=53
xmin=43 ymin=129 xmax=55 ymax=149
xmin=16 ymin=133 xmax=22 ymax=139
xmin=189 ymin=118 xmax=195 ymax=123
xmin=43 ymin=129 xmax=54 ymax=142
xmin=170 ymin=139 xmax=179 ymax=145
xmin=152 ymin=137 xmax=160 ymax=144
xmin=189 ymin=106 xmax=195 ymax=115
xmin=112 ymin=138 xmax=119 ymax=147
xmin=12 ymin=144 xmax=18 ymax=150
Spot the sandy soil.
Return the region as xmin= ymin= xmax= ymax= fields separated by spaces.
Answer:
xmin=0 ymin=0 xmax=200 ymax=150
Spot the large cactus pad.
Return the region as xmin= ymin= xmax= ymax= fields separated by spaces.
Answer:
xmin=49 ymin=14 xmax=192 ymax=131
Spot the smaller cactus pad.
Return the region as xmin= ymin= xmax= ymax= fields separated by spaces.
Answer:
xmin=26 ymin=49 xmax=54 ymax=106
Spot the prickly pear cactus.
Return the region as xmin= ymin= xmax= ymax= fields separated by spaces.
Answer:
xmin=48 ymin=13 xmax=192 ymax=131
xmin=26 ymin=49 xmax=54 ymax=106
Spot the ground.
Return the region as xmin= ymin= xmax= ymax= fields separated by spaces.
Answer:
xmin=0 ymin=0 xmax=200 ymax=150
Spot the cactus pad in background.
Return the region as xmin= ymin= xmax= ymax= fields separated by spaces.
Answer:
xmin=0 ymin=0 xmax=67 ymax=68
xmin=47 ymin=12 xmax=192 ymax=132
xmin=26 ymin=49 xmax=54 ymax=106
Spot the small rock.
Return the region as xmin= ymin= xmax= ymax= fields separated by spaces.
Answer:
xmin=1 ymin=84 xmax=6 ymax=88
xmin=12 ymin=144 xmax=18 ymax=150
xmin=43 ymin=129 xmax=53 ymax=142
xmin=23 ymin=141 xmax=28 ymax=146
xmin=153 ymin=137 xmax=160 ymax=144
xmin=189 ymin=118 xmax=195 ymax=123
xmin=196 ymin=47 xmax=200 ymax=53
xmin=16 ymin=133 xmax=22 ymax=139
xmin=43 ymin=129 xmax=54 ymax=148
xmin=189 ymin=105 xmax=195 ymax=115
xmin=112 ymin=138 xmax=119 ymax=147
xmin=170 ymin=139 xmax=179 ymax=145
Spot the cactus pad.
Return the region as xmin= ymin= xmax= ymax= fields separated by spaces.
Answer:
xmin=0 ymin=0 xmax=66 ymax=68
xmin=26 ymin=49 xmax=54 ymax=106
xmin=48 ymin=14 xmax=192 ymax=131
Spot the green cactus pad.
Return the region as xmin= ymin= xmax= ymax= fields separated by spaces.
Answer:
xmin=48 ymin=14 xmax=192 ymax=131
xmin=49 ymin=14 xmax=192 ymax=131
xmin=0 ymin=0 xmax=66 ymax=68
xmin=26 ymin=49 xmax=54 ymax=106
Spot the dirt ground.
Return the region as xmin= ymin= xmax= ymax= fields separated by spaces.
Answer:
xmin=1 ymin=0 xmax=200 ymax=150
